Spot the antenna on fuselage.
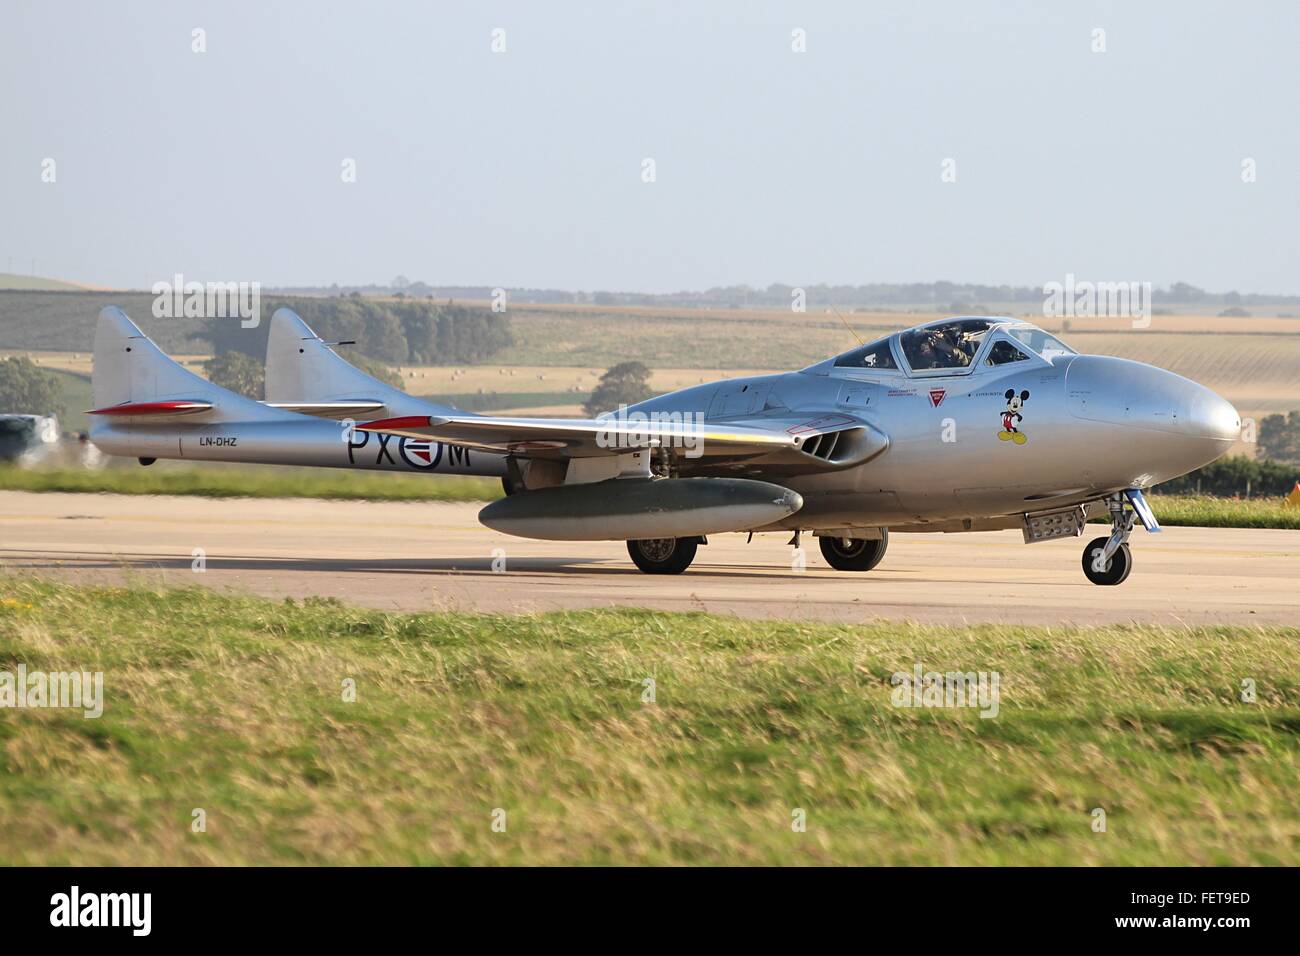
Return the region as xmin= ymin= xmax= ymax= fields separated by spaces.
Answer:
xmin=831 ymin=307 xmax=864 ymax=347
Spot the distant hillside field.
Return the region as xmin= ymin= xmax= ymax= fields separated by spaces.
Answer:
xmin=0 ymin=273 xmax=96 ymax=292
xmin=0 ymin=290 xmax=511 ymax=366
xmin=0 ymin=290 xmax=206 ymax=354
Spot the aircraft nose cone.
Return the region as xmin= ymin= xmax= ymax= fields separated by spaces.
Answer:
xmin=1066 ymin=355 xmax=1238 ymax=476
xmin=1183 ymin=384 xmax=1240 ymax=443
xmin=1067 ymin=355 xmax=1237 ymax=438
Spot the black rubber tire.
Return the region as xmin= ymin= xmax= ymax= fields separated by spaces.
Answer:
xmin=818 ymin=530 xmax=889 ymax=572
xmin=1082 ymin=536 xmax=1133 ymax=585
xmin=627 ymin=537 xmax=699 ymax=574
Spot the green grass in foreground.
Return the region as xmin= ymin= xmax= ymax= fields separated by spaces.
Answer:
xmin=0 ymin=463 xmax=502 ymax=502
xmin=0 ymin=580 xmax=1296 ymax=865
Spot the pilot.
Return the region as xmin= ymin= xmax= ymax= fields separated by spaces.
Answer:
xmin=941 ymin=327 xmax=973 ymax=366
xmin=914 ymin=331 xmax=940 ymax=368
xmin=918 ymin=327 xmax=968 ymax=368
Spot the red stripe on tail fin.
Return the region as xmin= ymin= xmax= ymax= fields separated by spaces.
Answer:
xmin=86 ymin=401 xmax=213 ymax=416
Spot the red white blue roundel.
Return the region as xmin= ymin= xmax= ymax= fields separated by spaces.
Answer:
xmin=399 ymin=436 xmax=443 ymax=470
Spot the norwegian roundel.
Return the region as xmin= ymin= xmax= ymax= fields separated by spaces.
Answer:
xmin=399 ymin=437 xmax=443 ymax=470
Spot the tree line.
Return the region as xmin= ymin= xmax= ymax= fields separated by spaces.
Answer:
xmin=1158 ymin=452 xmax=1298 ymax=497
xmin=204 ymin=297 xmax=513 ymax=366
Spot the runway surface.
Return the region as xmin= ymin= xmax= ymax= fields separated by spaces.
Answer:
xmin=1 ymin=491 xmax=1297 ymax=626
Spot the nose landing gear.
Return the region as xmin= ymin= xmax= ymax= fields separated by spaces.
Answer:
xmin=1082 ymin=535 xmax=1133 ymax=585
xmin=1081 ymin=489 xmax=1159 ymax=586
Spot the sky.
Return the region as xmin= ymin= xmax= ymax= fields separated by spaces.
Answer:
xmin=2 ymin=0 xmax=1297 ymax=294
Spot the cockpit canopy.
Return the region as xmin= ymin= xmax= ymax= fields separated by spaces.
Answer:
xmin=899 ymin=317 xmax=991 ymax=370
xmin=828 ymin=317 xmax=1075 ymax=376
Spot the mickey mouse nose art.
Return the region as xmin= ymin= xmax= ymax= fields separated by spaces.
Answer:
xmin=999 ymin=389 xmax=1029 ymax=445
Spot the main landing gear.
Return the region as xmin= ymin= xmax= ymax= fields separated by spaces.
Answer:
xmin=627 ymin=537 xmax=700 ymax=574
xmin=819 ymin=530 xmax=889 ymax=572
xmin=1081 ymin=490 xmax=1159 ymax=586
xmin=627 ymin=531 xmax=891 ymax=575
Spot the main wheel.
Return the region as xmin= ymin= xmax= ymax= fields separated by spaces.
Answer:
xmin=627 ymin=537 xmax=698 ymax=574
xmin=1082 ymin=536 xmax=1132 ymax=586
xmin=818 ymin=530 xmax=889 ymax=572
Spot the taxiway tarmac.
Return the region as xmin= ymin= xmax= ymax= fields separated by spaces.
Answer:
xmin=1 ymin=491 xmax=1296 ymax=626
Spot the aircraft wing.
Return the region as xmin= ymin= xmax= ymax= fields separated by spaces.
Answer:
xmin=356 ymin=412 xmax=883 ymax=464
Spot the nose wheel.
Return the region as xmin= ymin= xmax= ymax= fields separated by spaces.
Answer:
xmin=1081 ymin=490 xmax=1157 ymax=585
xmin=1082 ymin=537 xmax=1133 ymax=585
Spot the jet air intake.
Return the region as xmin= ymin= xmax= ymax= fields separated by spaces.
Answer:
xmin=478 ymin=477 xmax=803 ymax=541
xmin=792 ymin=424 xmax=889 ymax=468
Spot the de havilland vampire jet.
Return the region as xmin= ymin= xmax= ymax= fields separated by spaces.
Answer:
xmin=88 ymin=306 xmax=1240 ymax=584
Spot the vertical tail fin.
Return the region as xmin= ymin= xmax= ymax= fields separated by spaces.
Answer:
xmin=91 ymin=307 xmax=283 ymax=424
xmin=91 ymin=307 xmax=148 ymax=410
xmin=265 ymin=308 xmax=457 ymax=418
